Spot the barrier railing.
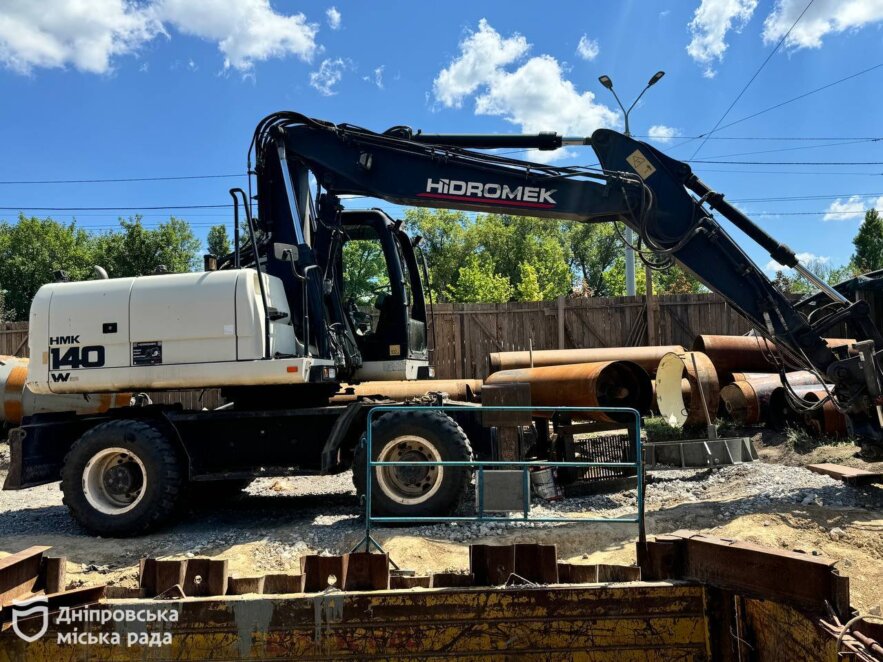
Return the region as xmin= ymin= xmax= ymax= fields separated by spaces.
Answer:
xmin=353 ymin=405 xmax=644 ymax=555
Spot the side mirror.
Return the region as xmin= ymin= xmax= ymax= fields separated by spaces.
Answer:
xmin=273 ymin=243 xmax=299 ymax=261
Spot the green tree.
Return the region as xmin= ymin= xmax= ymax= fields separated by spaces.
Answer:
xmin=446 ymin=256 xmax=513 ymax=303
xmin=0 ymin=215 xmax=96 ymax=321
xmin=568 ymin=224 xmax=621 ymax=295
xmin=206 ymin=224 xmax=231 ymax=257
xmin=93 ymin=216 xmax=201 ymax=277
xmin=515 ymin=262 xmax=542 ymax=301
xmin=404 ymin=208 xmax=473 ymax=300
xmin=341 ymin=238 xmax=389 ymax=305
xmin=852 ymin=208 xmax=883 ymax=273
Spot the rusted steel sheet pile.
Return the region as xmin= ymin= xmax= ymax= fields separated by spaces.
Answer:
xmin=3 ymin=533 xmax=880 ymax=660
xmin=486 ymin=334 xmax=853 ymax=437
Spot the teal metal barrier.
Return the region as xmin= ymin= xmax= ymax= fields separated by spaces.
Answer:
xmin=353 ymin=405 xmax=644 ymax=555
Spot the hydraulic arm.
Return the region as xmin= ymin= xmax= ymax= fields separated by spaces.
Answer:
xmin=251 ymin=111 xmax=883 ymax=455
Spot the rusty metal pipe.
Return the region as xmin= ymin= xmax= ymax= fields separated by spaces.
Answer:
xmin=801 ymin=390 xmax=848 ymax=439
xmin=484 ymin=360 xmax=651 ymax=423
xmin=331 ymin=379 xmax=483 ymax=404
xmin=767 ymin=384 xmax=833 ymax=431
xmin=0 ymin=356 xmax=129 ymax=425
xmin=488 ymin=346 xmax=685 ymax=376
xmin=720 ymin=371 xmax=823 ymax=425
xmin=692 ymin=335 xmax=854 ymax=374
xmin=655 ymin=351 xmax=720 ymax=428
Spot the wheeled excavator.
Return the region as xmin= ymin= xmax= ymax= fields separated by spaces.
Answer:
xmin=5 ymin=110 xmax=882 ymax=536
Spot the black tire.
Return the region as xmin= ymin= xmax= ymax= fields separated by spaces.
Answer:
xmin=60 ymin=419 xmax=184 ymax=537
xmin=353 ymin=410 xmax=473 ymax=518
xmin=187 ymin=478 xmax=254 ymax=503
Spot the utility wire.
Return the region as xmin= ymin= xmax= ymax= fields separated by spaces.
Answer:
xmin=673 ymin=61 xmax=883 ymax=152
xmin=636 ymin=135 xmax=880 ymax=142
xmin=0 ymin=204 xmax=230 ymax=211
xmin=689 ymin=0 xmax=815 ymax=160
xmin=696 ymin=138 xmax=880 ymax=159
xmin=0 ymin=173 xmax=246 ymax=185
xmin=3 ymin=190 xmax=881 ymax=214
xmin=689 ymin=160 xmax=883 ymax=165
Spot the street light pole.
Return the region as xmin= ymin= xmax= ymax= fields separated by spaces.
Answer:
xmin=598 ymin=71 xmax=665 ymax=296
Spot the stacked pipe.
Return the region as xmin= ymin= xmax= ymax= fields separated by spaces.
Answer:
xmin=484 ymin=361 xmax=652 ymax=423
xmin=486 ymin=334 xmax=852 ymax=437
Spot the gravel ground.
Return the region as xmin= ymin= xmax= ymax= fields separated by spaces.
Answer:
xmin=0 ymin=437 xmax=881 ymax=609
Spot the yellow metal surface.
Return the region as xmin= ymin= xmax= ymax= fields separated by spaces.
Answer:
xmin=2 ymin=583 xmax=709 ymax=661
xmin=0 ymin=581 xmax=846 ymax=661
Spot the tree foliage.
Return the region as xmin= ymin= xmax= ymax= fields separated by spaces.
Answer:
xmin=446 ymin=256 xmax=513 ymax=303
xmin=342 ymin=238 xmax=390 ymax=306
xmin=0 ymin=214 xmax=201 ymax=321
xmin=206 ymin=224 xmax=231 ymax=257
xmin=404 ymin=208 xmax=705 ymax=302
xmin=852 ymin=208 xmax=883 ymax=273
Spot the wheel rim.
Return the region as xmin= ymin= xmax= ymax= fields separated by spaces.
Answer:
xmin=82 ymin=447 xmax=147 ymax=515
xmin=375 ymin=435 xmax=444 ymax=505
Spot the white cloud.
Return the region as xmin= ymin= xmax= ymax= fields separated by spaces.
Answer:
xmin=824 ymin=195 xmax=867 ymax=221
xmin=309 ymin=57 xmax=344 ymax=95
xmin=433 ymin=19 xmax=529 ymax=108
xmin=762 ymin=0 xmax=883 ymax=50
xmin=647 ymin=124 xmax=681 ymax=144
xmin=433 ymin=19 xmax=619 ymax=162
xmin=0 ymin=0 xmax=320 ymax=74
xmin=576 ymin=35 xmax=599 ymax=60
xmin=157 ymin=0 xmax=318 ymax=71
xmin=874 ymin=196 xmax=883 ymax=212
xmin=326 ymin=6 xmax=341 ymax=30
xmin=765 ymin=252 xmax=829 ymax=273
xmin=373 ymin=65 xmax=384 ymax=89
xmin=0 ymin=0 xmax=163 ymax=74
xmin=686 ymin=0 xmax=758 ymax=78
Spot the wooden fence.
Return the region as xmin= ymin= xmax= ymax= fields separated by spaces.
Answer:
xmin=428 ymin=293 xmax=750 ymax=380
xmin=1 ymin=292 xmax=749 ymax=389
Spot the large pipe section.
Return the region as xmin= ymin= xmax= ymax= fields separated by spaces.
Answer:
xmin=484 ymin=360 xmax=651 ymax=423
xmin=692 ymin=335 xmax=854 ymax=374
xmin=488 ymin=346 xmax=685 ymax=376
xmin=0 ymin=356 xmax=129 ymax=425
xmin=331 ymin=379 xmax=483 ymax=404
xmin=655 ymin=351 xmax=720 ymax=428
xmin=720 ymin=371 xmax=823 ymax=425
xmin=767 ymin=384 xmax=832 ymax=431
xmin=800 ymin=390 xmax=848 ymax=438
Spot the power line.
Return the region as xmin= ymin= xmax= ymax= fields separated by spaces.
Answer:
xmin=696 ymin=138 xmax=880 ymax=159
xmin=0 ymin=174 xmax=246 ymax=185
xmin=0 ymin=204 xmax=230 ymax=211
xmin=689 ymin=160 xmax=883 ymax=166
xmin=636 ymin=135 xmax=880 ymax=142
xmin=730 ymin=192 xmax=882 ymax=203
xmin=673 ymin=62 xmax=883 ymax=152
xmin=699 ymin=168 xmax=882 ymax=176
xmin=689 ymin=0 xmax=815 ymax=159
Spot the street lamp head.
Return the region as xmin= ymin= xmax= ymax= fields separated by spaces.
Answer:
xmin=648 ymin=70 xmax=665 ymax=87
xmin=598 ymin=74 xmax=613 ymax=90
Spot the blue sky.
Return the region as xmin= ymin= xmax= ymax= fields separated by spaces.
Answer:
xmin=0 ymin=0 xmax=881 ymax=277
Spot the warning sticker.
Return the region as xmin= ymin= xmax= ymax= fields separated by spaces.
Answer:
xmin=133 ymin=341 xmax=162 ymax=366
xmin=626 ymin=150 xmax=656 ymax=179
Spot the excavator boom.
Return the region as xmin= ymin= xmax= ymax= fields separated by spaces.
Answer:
xmin=253 ymin=111 xmax=883 ymax=455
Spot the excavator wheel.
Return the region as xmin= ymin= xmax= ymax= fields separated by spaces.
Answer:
xmin=353 ymin=410 xmax=473 ymax=518
xmin=60 ymin=419 xmax=184 ymax=537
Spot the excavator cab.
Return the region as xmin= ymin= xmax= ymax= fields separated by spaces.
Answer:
xmin=324 ymin=210 xmax=430 ymax=381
